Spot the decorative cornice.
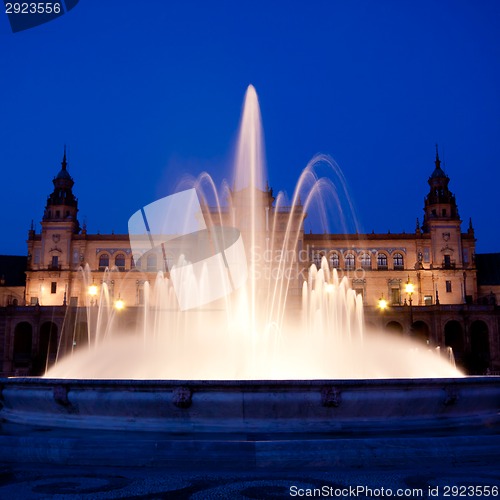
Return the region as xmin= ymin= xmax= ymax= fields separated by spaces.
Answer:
xmin=96 ymin=248 xmax=132 ymax=255
xmin=311 ymin=247 xmax=407 ymax=255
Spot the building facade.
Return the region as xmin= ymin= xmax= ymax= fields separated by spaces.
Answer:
xmin=0 ymin=149 xmax=498 ymax=375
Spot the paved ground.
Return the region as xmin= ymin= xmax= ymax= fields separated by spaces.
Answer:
xmin=0 ymin=462 xmax=499 ymax=499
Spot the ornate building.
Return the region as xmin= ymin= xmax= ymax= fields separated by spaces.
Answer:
xmin=0 ymin=149 xmax=498 ymax=376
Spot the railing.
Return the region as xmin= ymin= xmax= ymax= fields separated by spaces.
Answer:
xmin=442 ymin=260 xmax=456 ymax=269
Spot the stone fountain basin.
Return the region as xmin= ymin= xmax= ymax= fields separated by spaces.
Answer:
xmin=1 ymin=377 xmax=499 ymax=434
xmin=1 ymin=377 xmax=499 ymax=468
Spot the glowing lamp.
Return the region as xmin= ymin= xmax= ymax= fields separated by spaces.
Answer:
xmin=114 ymin=298 xmax=125 ymax=310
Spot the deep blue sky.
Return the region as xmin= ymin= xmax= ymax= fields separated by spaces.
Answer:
xmin=1 ymin=1 xmax=499 ymax=255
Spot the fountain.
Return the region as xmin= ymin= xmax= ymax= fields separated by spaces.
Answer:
xmin=0 ymin=85 xmax=499 ymax=468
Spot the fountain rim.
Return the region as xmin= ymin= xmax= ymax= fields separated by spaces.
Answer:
xmin=2 ymin=375 xmax=497 ymax=388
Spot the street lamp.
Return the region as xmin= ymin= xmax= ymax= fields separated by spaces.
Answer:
xmin=405 ymin=275 xmax=414 ymax=328
xmin=377 ymin=294 xmax=388 ymax=311
xmin=88 ymin=281 xmax=98 ymax=306
xmin=114 ymin=295 xmax=125 ymax=311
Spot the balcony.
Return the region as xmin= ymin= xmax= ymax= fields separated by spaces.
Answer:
xmin=442 ymin=259 xmax=456 ymax=270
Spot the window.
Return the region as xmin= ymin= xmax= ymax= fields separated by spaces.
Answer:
xmin=34 ymin=249 xmax=40 ymax=264
xmin=30 ymin=297 xmax=38 ymax=305
xmin=329 ymin=252 xmax=339 ymax=269
xmin=344 ymin=253 xmax=355 ymax=269
xmin=377 ymin=253 xmax=388 ymax=269
xmin=147 ymin=254 xmax=157 ymax=272
xmin=98 ymin=254 xmax=109 ymax=271
xmin=446 ymin=281 xmax=452 ymax=293
xmin=442 ymin=209 xmax=447 ymax=216
xmin=360 ymin=253 xmax=371 ymax=269
xmin=391 ymin=288 xmax=401 ymax=305
xmin=393 ymin=253 xmax=404 ymax=270
xmin=165 ymin=254 xmax=174 ymax=271
xmin=115 ymin=253 xmax=126 ymax=271
xmin=423 ymin=248 xmax=430 ymax=263
xmin=424 ymin=295 xmax=433 ymax=306
xmin=51 ymin=255 xmax=59 ymax=269
xmin=50 ymin=282 xmax=57 ymax=294
xmin=131 ymin=254 xmax=139 ymax=269
xmin=73 ymin=250 xmax=79 ymax=264
xmin=312 ymin=251 xmax=321 ymax=268
xmin=463 ymin=248 xmax=469 ymax=264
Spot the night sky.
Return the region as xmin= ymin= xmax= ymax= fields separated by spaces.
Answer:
xmin=1 ymin=1 xmax=499 ymax=256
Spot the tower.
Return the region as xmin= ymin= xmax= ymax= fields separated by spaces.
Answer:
xmin=40 ymin=147 xmax=80 ymax=271
xmin=421 ymin=146 xmax=463 ymax=270
xmin=26 ymin=148 xmax=81 ymax=306
xmin=42 ymin=147 xmax=80 ymax=233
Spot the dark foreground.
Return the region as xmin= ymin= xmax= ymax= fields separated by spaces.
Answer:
xmin=0 ymin=461 xmax=499 ymax=499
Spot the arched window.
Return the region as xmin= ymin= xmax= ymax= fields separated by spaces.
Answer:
xmin=312 ymin=251 xmax=321 ymax=268
xmin=131 ymin=254 xmax=141 ymax=269
xmin=74 ymin=322 xmax=89 ymax=351
xmin=165 ymin=254 xmax=174 ymax=271
xmin=146 ymin=253 xmax=157 ymax=272
xmin=393 ymin=252 xmax=404 ymax=270
xmin=344 ymin=253 xmax=355 ymax=269
xmin=377 ymin=253 xmax=388 ymax=269
xmin=13 ymin=322 xmax=32 ymax=366
xmin=35 ymin=322 xmax=59 ymax=375
xmin=445 ymin=320 xmax=464 ymax=368
xmin=329 ymin=252 xmax=339 ymax=269
xmin=411 ymin=321 xmax=430 ymax=345
xmin=360 ymin=253 xmax=371 ymax=269
xmin=385 ymin=321 xmax=403 ymax=335
xmin=115 ymin=253 xmax=126 ymax=271
xmin=469 ymin=321 xmax=490 ymax=375
xmin=98 ymin=254 xmax=109 ymax=271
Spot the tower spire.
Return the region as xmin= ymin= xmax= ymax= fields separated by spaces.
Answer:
xmin=435 ymin=143 xmax=440 ymax=169
xmin=61 ymin=145 xmax=67 ymax=170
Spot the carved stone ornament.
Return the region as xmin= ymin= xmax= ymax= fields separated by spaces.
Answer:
xmin=321 ymin=386 xmax=341 ymax=407
xmin=172 ymin=387 xmax=192 ymax=408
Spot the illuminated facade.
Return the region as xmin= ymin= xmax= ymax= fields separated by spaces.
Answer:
xmin=0 ymin=149 xmax=498 ymax=375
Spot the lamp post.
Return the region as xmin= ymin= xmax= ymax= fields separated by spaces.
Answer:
xmin=405 ymin=275 xmax=414 ymax=329
xmin=377 ymin=294 xmax=388 ymax=312
xmin=88 ymin=281 xmax=98 ymax=307
xmin=114 ymin=295 xmax=125 ymax=311
xmin=377 ymin=294 xmax=388 ymax=332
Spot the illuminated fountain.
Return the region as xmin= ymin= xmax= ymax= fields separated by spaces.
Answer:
xmin=44 ymin=85 xmax=459 ymax=380
xmin=0 ymin=86 xmax=498 ymax=468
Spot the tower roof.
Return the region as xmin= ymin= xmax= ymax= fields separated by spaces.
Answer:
xmin=54 ymin=146 xmax=73 ymax=183
xmin=429 ymin=144 xmax=448 ymax=180
xmin=43 ymin=148 xmax=80 ymax=232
